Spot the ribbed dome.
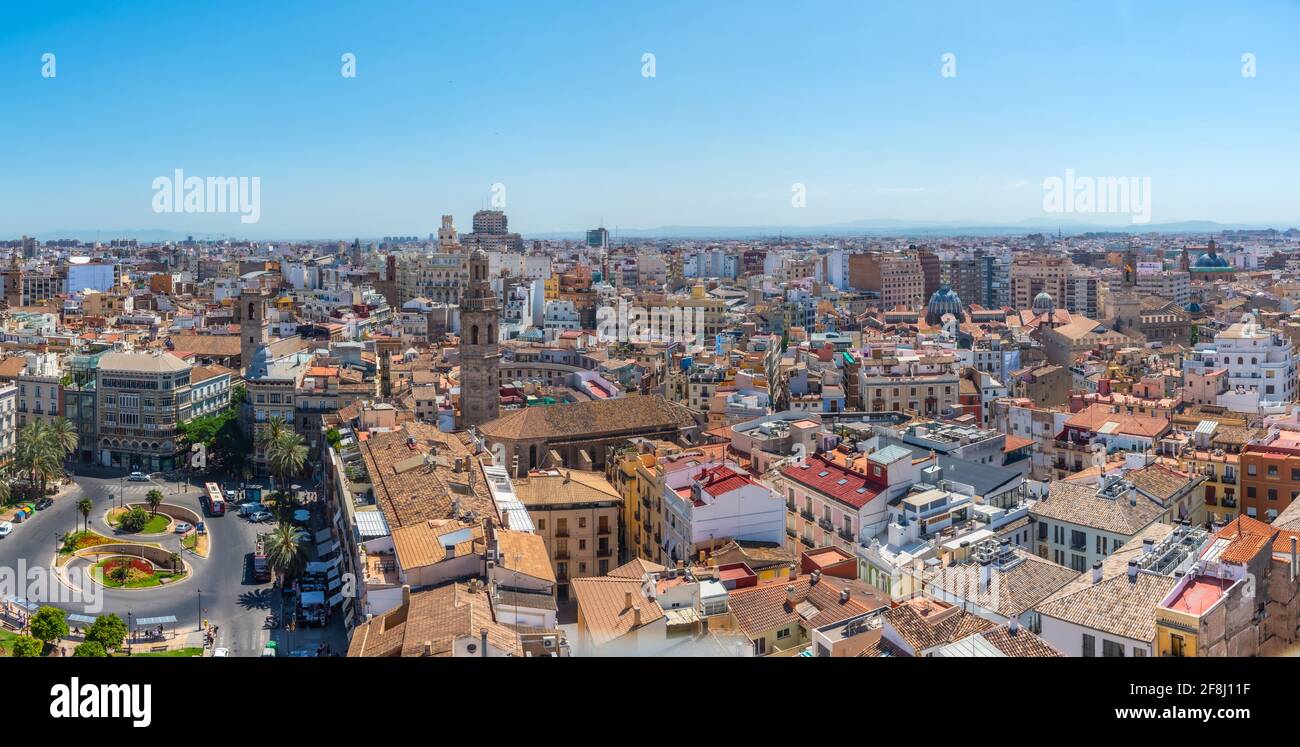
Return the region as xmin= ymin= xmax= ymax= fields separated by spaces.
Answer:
xmin=1195 ymin=251 xmax=1230 ymax=269
xmin=1031 ymin=291 xmax=1055 ymax=313
xmin=925 ymin=285 xmax=965 ymax=325
xmin=1185 ymin=302 xmax=1203 ymax=313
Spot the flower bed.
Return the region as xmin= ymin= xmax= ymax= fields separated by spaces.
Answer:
xmin=61 ymin=531 xmax=116 ymax=554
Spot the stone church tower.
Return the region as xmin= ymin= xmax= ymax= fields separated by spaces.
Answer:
xmin=459 ymin=248 xmax=500 ymax=429
xmin=237 ymin=288 xmax=271 ymax=376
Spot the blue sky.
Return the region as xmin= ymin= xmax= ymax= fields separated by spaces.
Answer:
xmin=1 ymin=1 xmax=1298 ymax=238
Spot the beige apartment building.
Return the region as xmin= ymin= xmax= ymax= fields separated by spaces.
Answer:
xmin=514 ymin=469 xmax=622 ymax=602
xmin=849 ymin=252 xmax=925 ymax=310
xmin=1011 ymin=254 xmax=1075 ymax=310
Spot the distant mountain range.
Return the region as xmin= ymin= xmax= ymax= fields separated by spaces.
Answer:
xmin=17 ymin=218 xmax=1300 ymax=244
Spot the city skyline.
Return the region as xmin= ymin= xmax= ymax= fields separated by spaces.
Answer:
xmin=3 ymin=0 xmax=1300 ymax=238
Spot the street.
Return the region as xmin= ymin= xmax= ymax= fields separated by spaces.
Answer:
xmin=0 ymin=467 xmax=275 ymax=656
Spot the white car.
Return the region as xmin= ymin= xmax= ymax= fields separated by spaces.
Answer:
xmin=128 ymin=471 xmax=149 ymax=482
xmin=175 ymin=522 xmax=193 ymax=534
xmin=247 ymin=510 xmax=273 ymax=523
xmin=212 ymin=648 xmax=229 ymax=658
xmin=0 ymin=522 xmax=12 ymax=538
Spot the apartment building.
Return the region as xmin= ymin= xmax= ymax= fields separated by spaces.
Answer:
xmin=515 ymin=469 xmax=622 ymax=601
xmin=848 ymin=252 xmax=925 ymax=310
xmin=95 ymin=351 xmax=193 ymax=471
xmin=1239 ymin=431 xmax=1300 ymax=522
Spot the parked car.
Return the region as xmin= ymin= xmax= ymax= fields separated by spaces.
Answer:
xmin=34 ymin=498 xmax=53 ymax=511
xmin=239 ymin=502 xmax=265 ymax=517
xmin=247 ymin=510 xmax=272 ymax=523
xmin=128 ymin=471 xmax=149 ymax=481
xmin=175 ymin=522 xmax=193 ymax=534
xmin=0 ymin=522 xmax=11 ymax=538
xmin=212 ymin=648 xmax=229 ymax=658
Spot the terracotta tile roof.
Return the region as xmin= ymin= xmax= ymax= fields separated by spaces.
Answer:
xmin=391 ymin=519 xmax=485 ymax=571
xmin=980 ymin=626 xmax=1064 ymax=657
xmin=920 ymin=549 xmax=1078 ymax=618
xmin=1211 ymin=515 xmax=1300 ymax=562
xmin=883 ymin=599 xmax=996 ymax=653
xmin=571 ymin=577 xmax=665 ymax=647
xmin=495 ymin=529 xmax=556 ymax=584
xmin=1127 ymin=463 xmax=1198 ymax=504
xmin=358 ymin=421 xmax=498 ymax=530
xmin=607 ymin=558 xmax=666 ymax=579
xmin=1065 ymin=403 xmax=1169 ymax=439
xmin=513 ymin=470 xmax=621 ymax=507
xmin=477 ymin=395 xmax=698 ymax=442
xmin=1034 ymin=525 xmax=1179 ymax=642
xmin=347 ymin=582 xmax=522 ymax=657
xmin=1030 ymin=480 xmax=1164 ymax=537
xmin=726 ymin=575 xmax=890 ymax=640
xmin=779 ymin=454 xmax=880 ymax=509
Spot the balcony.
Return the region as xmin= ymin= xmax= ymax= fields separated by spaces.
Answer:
xmin=838 ymin=528 xmax=855 ymax=542
xmin=597 ymin=525 xmax=611 ymax=536
xmin=786 ymin=527 xmax=797 ymax=538
xmin=800 ymin=536 xmax=814 ymax=547
xmin=818 ymin=517 xmax=834 ymax=532
xmin=554 ymin=550 xmax=570 ymax=560
xmin=786 ymin=501 xmax=796 ymax=512
xmin=596 ymin=547 xmax=612 ymax=558
xmin=799 ymin=509 xmax=815 ymax=522
xmin=555 ymin=528 xmax=570 ymax=538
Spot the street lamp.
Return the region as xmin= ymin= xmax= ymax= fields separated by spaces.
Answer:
xmin=196 ymin=588 xmax=202 ymax=632
xmin=127 ymin=610 xmax=133 ymax=655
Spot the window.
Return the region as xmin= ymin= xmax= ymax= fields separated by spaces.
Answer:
xmin=1102 ymin=640 xmax=1125 ymax=657
xmin=1082 ymin=634 xmax=1096 ymax=657
xmin=578 ymin=517 xmax=586 ymax=529
xmin=1248 ymin=464 xmax=1257 ymax=476
xmin=1268 ymin=465 xmax=1278 ymax=477
xmin=776 ymin=628 xmax=790 ymax=640
xmin=1133 ymin=647 xmax=1146 ymax=657
xmin=1071 ymin=554 xmax=1086 ymax=572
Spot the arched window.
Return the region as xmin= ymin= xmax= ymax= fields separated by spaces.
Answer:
xmin=487 ymin=324 xmax=494 ymax=342
xmin=529 ymin=445 xmax=537 ymax=468
xmin=471 ymin=325 xmax=479 ymax=345
xmin=248 ymin=302 xmax=255 ymax=319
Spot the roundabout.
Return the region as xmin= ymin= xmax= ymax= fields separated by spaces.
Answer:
xmin=0 ymin=468 xmax=279 ymax=655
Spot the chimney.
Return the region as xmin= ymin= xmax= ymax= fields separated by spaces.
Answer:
xmin=1008 ymin=615 xmax=1019 ymax=635
xmin=401 ymin=584 xmax=411 ymax=608
xmin=839 ymin=588 xmax=849 ymax=603
xmin=810 ymin=570 xmax=821 ymax=586
xmin=1127 ymin=560 xmax=1138 ymax=582
xmin=480 ymin=628 xmax=488 ymax=657
xmin=1091 ymin=561 xmax=1103 ymax=585
xmin=445 ymin=543 xmax=456 ymax=560
xmin=786 ymin=584 xmax=797 ymax=606
xmin=632 ymin=606 xmax=642 ymax=627
xmin=1142 ymin=537 xmax=1155 ymax=555
xmin=423 ymin=640 xmax=432 ymax=656
xmin=787 ymin=564 xmax=797 ymax=580
xmin=624 ymin=590 xmax=634 ymax=610
xmin=1291 ymin=536 xmax=1298 ymax=581
xmin=979 ymin=560 xmax=992 ymax=588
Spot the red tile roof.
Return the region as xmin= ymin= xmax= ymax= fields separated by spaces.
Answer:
xmin=779 ymin=454 xmax=880 ymax=509
xmin=694 ymin=465 xmax=751 ymax=497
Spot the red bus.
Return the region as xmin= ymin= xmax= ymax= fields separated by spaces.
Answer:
xmin=205 ymin=482 xmax=226 ymax=516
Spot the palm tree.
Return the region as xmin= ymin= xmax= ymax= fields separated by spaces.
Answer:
xmin=76 ymin=498 xmax=93 ymax=534
xmin=264 ymin=521 xmax=307 ymax=580
xmin=145 ymin=489 xmax=163 ymax=517
xmin=0 ymin=478 xmax=9 ymax=506
xmin=48 ymin=416 xmax=79 ymax=459
xmin=15 ymin=421 xmax=66 ymax=495
xmin=267 ymin=431 xmax=307 ymax=497
xmin=167 ymin=552 xmax=181 ymax=573
xmin=256 ymin=415 xmax=290 ymax=489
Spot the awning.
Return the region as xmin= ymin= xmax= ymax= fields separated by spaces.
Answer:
xmin=327 ymin=590 xmax=346 ymax=608
xmin=67 ymin=613 xmax=96 ymax=625
xmin=3 ymin=596 xmax=39 ymax=613
xmin=135 ymin=615 xmax=178 ymax=626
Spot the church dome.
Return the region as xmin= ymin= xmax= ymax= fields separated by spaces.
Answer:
xmin=925 ymin=285 xmax=965 ymax=325
xmin=1194 ymin=250 xmax=1230 ymax=269
xmin=1031 ymin=291 xmax=1055 ymax=313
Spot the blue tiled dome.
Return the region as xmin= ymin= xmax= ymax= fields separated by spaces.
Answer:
xmin=1032 ymin=291 xmax=1055 ymax=314
xmin=926 ymin=285 xmax=965 ymax=325
xmin=1195 ymin=250 xmax=1230 ymax=269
